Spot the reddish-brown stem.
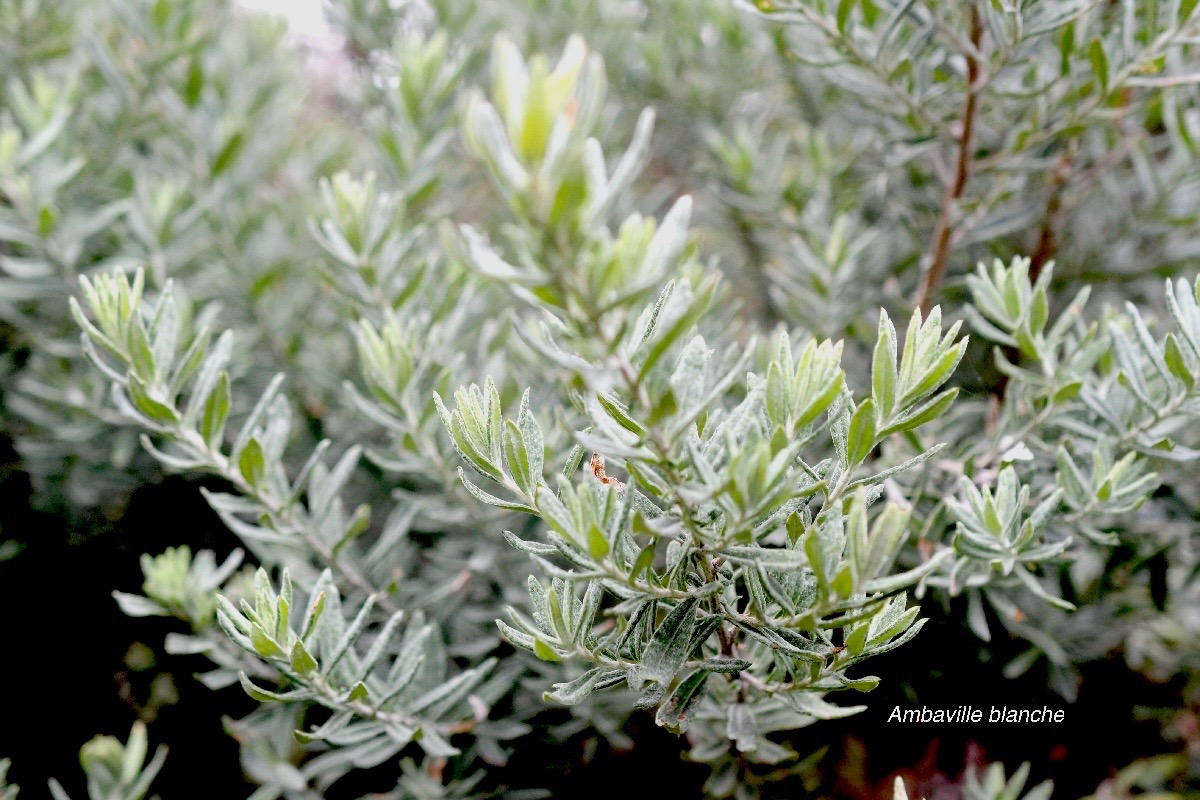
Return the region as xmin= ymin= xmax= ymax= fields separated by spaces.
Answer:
xmin=915 ymin=6 xmax=984 ymax=314
xmin=1029 ymin=150 xmax=1074 ymax=281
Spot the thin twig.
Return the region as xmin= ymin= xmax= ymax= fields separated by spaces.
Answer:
xmin=915 ymin=5 xmax=984 ymax=314
xmin=1029 ymin=147 xmax=1074 ymax=281
xmin=1126 ymin=73 xmax=1200 ymax=88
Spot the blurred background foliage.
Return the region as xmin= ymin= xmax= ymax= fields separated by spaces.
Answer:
xmin=4 ymin=0 xmax=1200 ymax=797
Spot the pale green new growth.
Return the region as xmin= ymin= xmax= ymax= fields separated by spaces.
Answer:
xmin=48 ymin=723 xmax=166 ymax=800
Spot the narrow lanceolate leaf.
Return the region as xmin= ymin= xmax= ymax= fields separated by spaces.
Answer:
xmin=409 ymin=658 xmax=497 ymax=719
xmin=545 ymin=668 xmax=604 ymax=704
xmin=291 ymin=640 xmax=318 ymax=675
xmin=836 ymin=0 xmax=854 ymax=33
xmin=872 ymin=311 xmax=897 ymax=417
xmin=655 ymin=669 xmax=709 ymax=732
xmin=239 ymin=671 xmax=311 ymax=703
xmin=587 ymin=523 xmax=610 ymax=559
xmin=113 ymin=592 xmax=168 ymax=617
xmin=517 ymin=389 xmax=545 ymax=480
xmin=845 ymin=622 xmax=869 ymax=656
xmin=901 ymin=336 xmax=966 ymax=407
xmin=1088 ymin=38 xmax=1108 ymax=93
xmin=201 ymin=371 xmax=231 ymax=446
xmin=238 ymin=437 xmax=266 ymax=488
xmin=765 ymin=361 xmax=789 ymax=427
xmin=459 ymin=469 xmax=537 ymax=513
xmin=630 ymin=538 xmax=657 ymax=580
xmin=878 ymin=387 xmax=958 ymax=436
xmin=632 ymin=596 xmax=700 ymax=690
xmin=127 ymin=320 xmax=157 ymax=381
xmin=846 ymin=398 xmax=876 ymax=466
xmin=250 ymin=623 xmax=285 ymax=658
xmin=1164 ymin=333 xmax=1195 ymax=388
xmin=574 ymin=581 xmax=604 ymax=645
xmin=534 ymin=638 xmax=562 ymax=662
xmin=502 ymin=418 xmax=533 ymax=495
xmin=127 ymin=375 xmax=178 ymax=425
xmin=300 ymin=586 xmax=329 ymax=644
xmin=781 ymin=692 xmax=866 ymax=720
xmin=324 ymin=595 xmax=378 ymax=678
xmin=727 ymin=702 xmax=757 ymax=751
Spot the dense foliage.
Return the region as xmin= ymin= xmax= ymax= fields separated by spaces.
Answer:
xmin=4 ymin=0 xmax=1200 ymax=797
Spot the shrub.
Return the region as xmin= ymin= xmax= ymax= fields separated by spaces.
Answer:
xmin=4 ymin=0 xmax=1200 ymax=797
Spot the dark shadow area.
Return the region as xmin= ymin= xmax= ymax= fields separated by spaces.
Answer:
xmin=0 ymin=453 xmax=253 ymax=796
